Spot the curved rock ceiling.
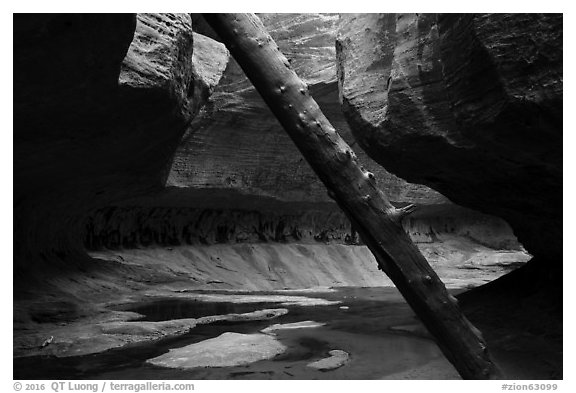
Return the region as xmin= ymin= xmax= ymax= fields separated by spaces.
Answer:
xmin=167 ymin=13 xmax=447 ymax=206
xmin=337 ymin=13 xmax=562 ymax=264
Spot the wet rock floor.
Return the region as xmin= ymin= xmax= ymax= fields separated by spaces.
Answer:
xmin=14 ymin=287 xmax=459 ymax=379
xmin=15 ymin=282 xmax=557 ymax=380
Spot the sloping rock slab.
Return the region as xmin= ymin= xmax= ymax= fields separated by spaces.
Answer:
xmin=173 ymin=293 xmax=341 ymax=307
xmin=307 ymin=349 xmax=350 ymax=371
xmin=261 ymin=320 xmax=325 ymax=334
xmin=147 ymin=332 xmax=286 ymax=369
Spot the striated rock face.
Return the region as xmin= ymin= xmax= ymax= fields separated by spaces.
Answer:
xmin=13 ymin=14 xmax=228 ymax=278
xmin=84 ymin=202 xmax=520 ymax=251
xmin=14 ymin=13 xmax=533 ymax=284
xmin=14 ymin=13 xmax=526 ymax=281
xmin=13 ymin=14 xmax=559 ymax=376
xmin=167 ymin=13 xmax=447 ymax=205
xmin=336 ymin=13 xmax=562 ymax=265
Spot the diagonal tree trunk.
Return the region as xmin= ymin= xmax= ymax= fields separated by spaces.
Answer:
xmin=202 ymin=12 xmax=501 ymax=380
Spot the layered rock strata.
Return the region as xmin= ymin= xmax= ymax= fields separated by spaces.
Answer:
xmin=167 ymin=13 xmax=447 ymax=205
xmin=336 ymin=13 xmax=562 ymax=265
xmin=13 ymin=14 xmax=228 ymax=281
xmin=336 ymin=14 xmax=562 ymax=372
xmin=84 ymin=202 xmax=520 ymax=250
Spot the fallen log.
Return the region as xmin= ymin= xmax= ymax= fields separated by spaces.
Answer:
xmin=202 ymin=13 xmax=501 ymax=379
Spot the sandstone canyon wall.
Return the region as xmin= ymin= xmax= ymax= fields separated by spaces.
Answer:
xmin=336 ymin=13 xmax=562 ymax=267
xmin=79 ymin=14 xmax=518 ymax=256
xmin=13 ymin=14 xmax=561 ymax=378
xmin=14 ymin=14 xmax=228 ymax=282
xmin=13 ymin=13 xmax=552 ymax=299
xmin=335 ymin=14 xmax=562 ymax=348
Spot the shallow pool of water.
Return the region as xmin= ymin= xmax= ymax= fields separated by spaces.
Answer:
xmin=112 ymin=299 xmax=277 ymax=321
xmin=13 ymin=287 xmax=459 ymax=380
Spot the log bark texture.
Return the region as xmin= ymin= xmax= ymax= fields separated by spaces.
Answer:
xmin=202 ymin=13 xmax=500 ymax=380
